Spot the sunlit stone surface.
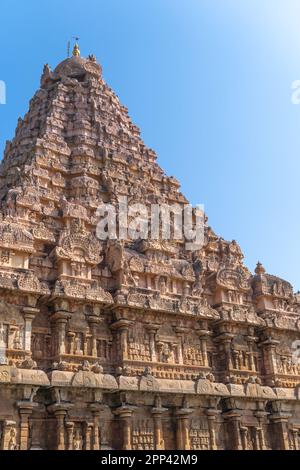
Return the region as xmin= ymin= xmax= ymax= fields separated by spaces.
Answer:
xmin=0 ymin=50 xmax=299 ymax=450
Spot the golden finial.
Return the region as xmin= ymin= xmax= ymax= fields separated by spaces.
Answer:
xmin=72 ymin=37 xmax=80 ymax=57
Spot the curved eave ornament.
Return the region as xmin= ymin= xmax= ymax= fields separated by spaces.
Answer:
xmin=125 ymin=290 xmax=220 ymax=319
xmin=0 ymin=221 xmax=34 ymax=253
xmin=17 ymin=271 xmax=42 ymax=294
xmin=197 ymin=298 xmax=220 ymax=320
xmin=216 ymin=267 xmax=251 ymax=292
xmin=55 ymin=229 xmax=102 ymax=265
xmin=32 ymin=224 xmax=56 ymax=243
xmin=53 ymin=279 xmax=113 ymax=305
xmin=128 ymin=256 xmax=144 ymax=273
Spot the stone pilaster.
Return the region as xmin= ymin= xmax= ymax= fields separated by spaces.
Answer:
xmin=254 ymin=411 xmax=268 ymax=450
xmin=240 ymin=426 xmax=248 ymax=450
xmin=114 ymin=406 xmax=136 ymax=450
xmin=56 ymin=410 xmax=67 ymax=450
xmin=48 ymin=403 xmax=72 ymax=451
xmin=260 ymin=338 xmax=280 ymax=380
xmin=66 ymin=421 xmax=74 ymax=450
xmin=196 ymin=326 xmax=211 ymax=367
xmin=175 ymin=408 xmax=193 ymax=450
xmin=23 ymin=307 xmax=39 ymax=352
xmin=290 ymin=428 xmax=299 ymax=450
xmin=269 ymin=412 xmax=292 ymax=450
xmin=175 ymin=327 xmax=186 ymax=365
xmin=152 ymin=404 xmax=167 ymax=450
xmin=87 ymin=316 xmax=101 ymax=357
xmin=223 ymin=410 xmax=243 ymax=450
xmin=145 ymin=325 xmax=159 ymax=362
xmin=215 ymin=332 xmax=235 ymax=375
xmin=89 ymin=404 xmax=101 ymax=450
xmin=85 ymin=422 xmax=93 ymax=450
xmin=246 ymin=334 xmax=257 ymax=372
xmin=206 ymin=408 xmax=220 ymax=450
xmin=17 ymin=401 xmax=36 ymax=451
xmin=50 ymin=312 xmax=71 ymax=357
xmin=111 ymin=319 xmax=133 ymax=361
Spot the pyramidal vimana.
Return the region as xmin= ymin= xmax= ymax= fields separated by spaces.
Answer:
xmin=0 ymin=42 xmax=299 ymax=451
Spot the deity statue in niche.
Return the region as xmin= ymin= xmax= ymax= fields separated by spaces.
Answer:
xmin=13 ymin=328 xmax=22 ymax=350
xmin=159 ymin=277 xmax=167 ymax=295
xmin=74 ymin=333 xmax=83 ymax=355
xmin=8 ymin=428 xmax=17 ymax=450
xmin=32 ymin=334 xmax=44 ymax=358
xmin=73 ymin=426 xmax=83 ymax=450
xmin=157 ymin=341 xmax=175 ymax=363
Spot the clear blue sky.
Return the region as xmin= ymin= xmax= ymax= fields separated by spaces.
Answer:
xmin=0 ymin=0 xmax=300 ymax=289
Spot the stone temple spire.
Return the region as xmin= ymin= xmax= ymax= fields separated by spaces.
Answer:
xmin=0 ymin=46 xmax=298 ymax=451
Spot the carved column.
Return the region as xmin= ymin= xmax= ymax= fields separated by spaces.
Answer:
xmin=240 ymin=426 xmax=248 ymax=450
xmin=269 ymin=412 xmax=292 ymax=450
xmin=83 ymin=333 xmax=89 ymax=356
xmin=0 ymin=323 xmax=7 ymax=364
xmin=23 ymin=307 xmax=39 ymax=352
xmin=196 ymin=326 xmax=211 ymax=367
xmin=85 ymin=422 xmax=93 ymax=450
xmin=48 ymin=404 xmax=72 ymax=450
xmin=246 ymin=334 xmax=257 ymax=372
xmin=175 ymin=408 xmax=193 ymax=450
xmin=254 ymin=411 xmax=268 ymax=450
xmin=111 ymin=319 xmax=132 ymax=361
xmin=152 ymin=403 xmax=167 ymax=450
xmin=175 ymin=327 xmax=185 ymax=365
xmin=200 ymin=338 xmax=209 ymax=367
xmin=223 ymin=410 xmax=243 ymax=450
xmin=50 ymin=312 xmax=71 ymax=357
xmin=206 ymin=409 xmax=220 ymax=450
xmin=260 ymin=338 xmax=279 ymax=379
xmin=66 ymin=422 xmax=74 ymax=450
xmin=56 ymin=410 xmax=67 ymax=450
xmin=145 ymin=325 xmax=159 ymax=362
xmin=252 ymin=426 xmax=261 ymax=450
xmin=89 ymin=404 xmax=101 ymax=450
xmin=224 ymin=336 xmax=234 ymax=370
xmin=17 ymin=402 xmax=35 ymax=451
xmin=291 ymin=429 xmax=299 ymax=450
xmin=88 ymin=316 xmax=101 ymax=357
xmin=216 ymin=332 xmax=234 ymax=374
xmin=114 ymin=406 xmax=136 ymax=450
xmin=231 ymin=415 xmax=243 ymax=450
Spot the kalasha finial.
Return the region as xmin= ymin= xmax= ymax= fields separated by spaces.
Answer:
xmin=72 ymin=37 xmax=80 ymax=57
xmin=255 ymin=261 xmax=266 ymax=275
